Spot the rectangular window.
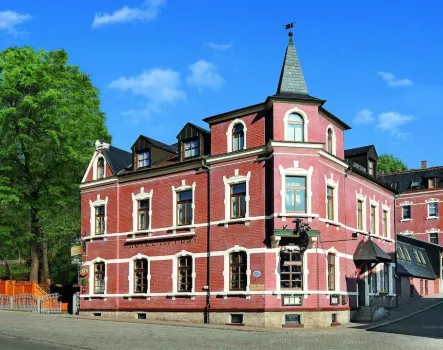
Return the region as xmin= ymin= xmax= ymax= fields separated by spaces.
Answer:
xmin=137 ymin=151 xmax=150 ymax=168
xmin=402 ymin=205 xmax=411 ymax=220
xmin=357 ymin=200 xmax=363 ymax=230
xmin=94 ymin=262 xmax=105 ymax=294
xmin=428 ymin=178 xmax=437 ymax=189
xmin=231 ymin=183 xmax=246 ymax=219
xmin=183 ymin=139 xmax=199 ymax=158
xmin=95 ymin=206 xmax=105 ymax=235
xmin=430 ymin=233 xmax=439 ymax=244
xmin=134 ymin=259 xmax=148 ymax=293
xmin=327 ymin=186 xmax=334 ymax=220
xmin=230 ymin=314 xmax=244 ymax=324
xmin=229 ymin=252 xmax=247 ymax=291
xmin=138 ymin=200 xmax=149 ymax=231
xmin=410 ymin=180 xmax=420 ymax=189
xmin=370 ymin=206 xmax=376 ymax=234
xmin=285 ymin=314 xmax=301 ymax=325
xmin=285 ymin=176 xmax=306 ymax=213
xmin=280 ymin=251 xmax=302 ymax=289
xmin=383 ymin=264 xmax=389 ymax=292
xmin=428 ymin=202 xmax=438 ymax=218
xmin=370 ymin=270 xmax=377 ymax=293
xmin=327 ymin=253 xmax=336 ymax=291
xmin=413 ymin=250 xmax=422 ymax=264
xmin=287 ymin=124 xmax=303 ymax=142
xmin=177 ymin=256 xmax=192 ymax=292
xmin=397 ymin=246 xmax=405 ymax=260
xmin=177 ymin=190 xmax=193 ymax=226
xmin=368 ymin=160 xmax=374 ymax=176
xmin=383 ymin=210 xmax=388 ymax=237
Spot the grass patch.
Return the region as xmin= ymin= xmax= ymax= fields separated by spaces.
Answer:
xmin=0 ymin=263 xmax=29 ymax=281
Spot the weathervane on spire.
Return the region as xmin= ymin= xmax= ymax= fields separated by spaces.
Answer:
xmin=284 ymin=22 xmax=295 ymax=37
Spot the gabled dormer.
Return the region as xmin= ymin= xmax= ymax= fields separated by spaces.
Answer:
xmin=344 ymin=145 xmax=378 ymax=176
xmin=176 ymin=123 xmax=210 ymax=161
xmin=131 ymin=135 xmax=177 ymax=170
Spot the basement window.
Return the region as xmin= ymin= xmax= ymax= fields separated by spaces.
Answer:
xmin=230 ymin=314 xmax=244 ymax=324
xmin=137 ymin=313 xmax=147 ymax=320
xmin=331 ymin=313 xmax=337 ymax=323
xmin=285 ymin=314 xmax=301 ymax=325
xmin=93 ymin=312 xmax=102 ymax=317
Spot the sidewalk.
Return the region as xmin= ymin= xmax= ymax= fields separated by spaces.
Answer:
xmin=347 ymin=294 xmax=443 ymax=330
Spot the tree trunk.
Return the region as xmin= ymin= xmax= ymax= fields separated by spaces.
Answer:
xmin=40 ymin=240 xmax=50 ymax=286
xmin=30 ymin=207 xmax=40 ymax=283
xmin=4 ymin=261 xmax=12 ymax=280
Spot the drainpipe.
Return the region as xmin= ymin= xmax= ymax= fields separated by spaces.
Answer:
xmin=394 ymin=194 xmax=399 ymax=308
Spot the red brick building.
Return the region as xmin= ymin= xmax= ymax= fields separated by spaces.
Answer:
xmin=79 ymin=33 xmax=397 ymax=328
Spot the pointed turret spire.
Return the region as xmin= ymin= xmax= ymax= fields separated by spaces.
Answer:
xmin=276 ymin=28 xmax=308 ymax=95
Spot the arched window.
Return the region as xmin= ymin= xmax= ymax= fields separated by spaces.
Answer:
xmin=287 ymin=114 xmax=304 ymax=142
xmin=229 ymin=252 xmax=247 ymax=291
xmin=232 ymin=124 xmax=245 ymax=151
xmin=327 ymin=129 xmax=333 ymax=153
xmin=97 ymin=158 xmax=105 ymax=179
xmin=134 ymin=258 xmax=148 ymax=293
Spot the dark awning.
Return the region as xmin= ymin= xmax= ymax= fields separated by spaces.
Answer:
xmin=353 ymin=239 xmax=392 ymax=266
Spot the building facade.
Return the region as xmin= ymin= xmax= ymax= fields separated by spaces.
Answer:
xmin=79 ymin=33 xmax=396 ymax=328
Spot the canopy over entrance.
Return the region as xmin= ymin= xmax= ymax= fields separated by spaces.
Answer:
xmin=353 ymin=239 xmax=392 ymax=266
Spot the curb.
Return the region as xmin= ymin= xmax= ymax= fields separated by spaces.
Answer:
xmin=366 ymin=300 xmax=443 ymax=330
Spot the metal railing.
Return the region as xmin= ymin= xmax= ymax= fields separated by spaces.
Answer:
xmin=0 ymin=293 xmax=61 ymax=313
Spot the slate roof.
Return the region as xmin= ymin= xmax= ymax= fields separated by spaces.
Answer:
xmin=141 ymin=136 xmax=178 ymax=154
xmin=353 ymin=239 xmax=392 ymax=265
xmin=102 ymin=146 xmax=132 ymax=175
xmin=186 ymin=122 xmax=210 ymax=135
xmin=378 ymin=166 xmax=443 ymax=192
xmin=397 ymin=241 xmax=436 ymax=279
xmin=277 ymin=35 xmax=308 ymax=95
xmin=344 ymin=145 xmax=376 ymax=158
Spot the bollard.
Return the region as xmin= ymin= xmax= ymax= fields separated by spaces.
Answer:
xmin=36 ymin=296 xmax=41 ymax=313
xmin=9 ymin=296 xmax=13 ymax=310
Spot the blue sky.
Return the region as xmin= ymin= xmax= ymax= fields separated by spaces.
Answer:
xmin=1 ymin=0 xmax=442 ymax=169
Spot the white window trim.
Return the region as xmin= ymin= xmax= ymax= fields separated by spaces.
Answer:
xmin=325 ymin=175 xmax=339 ymax=223
xmin=132 ymin=188 xmax=153 ymax=233
xmin=427 ymin=200 xmax=439 ymax=220
xmin=223 ymin=246 xmax=251 ymax=293
xmin=283 ymin=107 xmax=309 ymax=142
xmin=356 ymin=191 xmax=367 ymax=232
xmin=325 ymin=248 xmax=340 ymax=293
xmin=226 ymin=119 xmax=247 ymax=153
xmin=89 ymin=195 xmax=108 ymax=236
xmin=128 ymin=254 xmax=151 ymax=295
xmin=382 ymin=204 xmax=391 ymax=239
xmin=370 ymin=198 xmax=380 ymax=236
xmin=325 ymin=125 xmax=336 ymax=156
xmin=279 ymin=162 xmax=313 ymax=218
xmin=92 ymin=155 xmax=107 ymax=181
xmin=223 ymin=169 xmax=251 ymax=225
xmin=172 ymin=250 xmax=196 ymax=294
xmin=172 ymin=180 xmax=196 ymax=230
xmin=275 ymin=247 xmax=309 ymax=296
xmin=89 ymin=257 xmax=108 ymax=295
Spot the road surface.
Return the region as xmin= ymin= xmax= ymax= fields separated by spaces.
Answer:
xmin=0 ymin=311 xmax=441 ymax=350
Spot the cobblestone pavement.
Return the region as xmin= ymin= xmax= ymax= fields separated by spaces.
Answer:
xmin=0 ymin=311 xmax=442 ymax=350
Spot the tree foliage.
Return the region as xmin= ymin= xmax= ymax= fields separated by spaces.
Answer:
xmin=0 ymin=47 xmax=110 ymax=284
xmin=378 ymin=154 xmax=408 ymax=175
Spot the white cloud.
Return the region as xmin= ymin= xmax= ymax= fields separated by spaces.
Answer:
xmin=109 ymin=68 xmax=186 ymax=120
xmin=377 ymin=71 xmax=413 ymax=87
xmin=186 ymin=60 xmax=225 ymax=91
xmin=0 ymin=10 xmax=31 ymax=36
xmin=204 ymin=41 xmax=232 ymax=51
xmin=353 ymin=109 xmax=375 ymax=125
xmin=92 ymin=0 xmax=165 ymax=28
xmin=376 ymin=111 xmax=414 ymax=139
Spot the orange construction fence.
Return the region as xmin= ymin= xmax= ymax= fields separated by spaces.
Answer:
xmin=0 ymin=280 xmax=47 ymax=297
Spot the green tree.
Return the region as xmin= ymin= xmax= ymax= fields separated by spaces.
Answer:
xmin=0 ymin=47 xmax=110 ymax=283
xmin=378 ymin=154 xmax=408 ymax=174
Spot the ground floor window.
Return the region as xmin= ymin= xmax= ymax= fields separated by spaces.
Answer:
xmin=134 ymin=259 xmax=148 ymax=293
xmin=94 ymin=262 xmax=105 ymax=294
xmin=280 ymin=250 xmax=303 ymax=289
xmin=178 ymin=256 xmax=193 ymax=292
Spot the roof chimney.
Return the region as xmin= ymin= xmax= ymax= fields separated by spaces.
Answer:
xmin=421 ymin=160 xmax=427 ymax=169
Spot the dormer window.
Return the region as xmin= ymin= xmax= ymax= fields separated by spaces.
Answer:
xmin=428 ymin=178 xmax=438 ymax=189
xmin=232 ymin=124 xmax=245 ymax=151
xmin=287 ymin=113 xmax=304 ymax=142
xmin=183 ymin=139 xmax=199 ymax=158
xmin=97 ymin=158 xmax=105 ymax=179
xmin=410 ymin=180 xmax=420 ymax=189
xmin=368 ymin=160 xmax=374 ymax=176
xmin=137 ymin=151 xmax=150 ymax=168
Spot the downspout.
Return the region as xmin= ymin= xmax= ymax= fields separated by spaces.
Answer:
xmin=201 ymin=160 xmax=211 ymax=323
xmin=394 ymin=194 xmax=399 ymax=308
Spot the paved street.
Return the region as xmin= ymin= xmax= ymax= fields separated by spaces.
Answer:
xmin=372 ymin=302 xmax=443 ymax=339
xmin=0 ymin=311 xmax=442 ymax=350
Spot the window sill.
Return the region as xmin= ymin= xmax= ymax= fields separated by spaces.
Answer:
xmin=126 ymin=231 xmax=195 ymax=243
xmin=226 ymin=323 xmax=245 ymax=327
xmin=400 ymin=219 xmax=412 ymax=222
xmin=171 ymin=224 xmax=196 ymax=233
xmin=278 ymin=213 xmax=319 ymax=222
xmin=282 ymin=324 xmax=304 ymax=328
xmin=125 ymin=293 xmax=151 ymax=300
xmin=324 ymin=219 xmax=342 ymax=228
xmin=217 ymin=291 xmax=252 ymax=299
xmin=82 ymin=235 xmax=108 ymax=242
xmin=426 ymin=217 xmax=439 ymax=220
xmin=166 ymin=293 xmax=196 ymax=300
xmin=221 ymin=218 xmax=251 ymax=228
